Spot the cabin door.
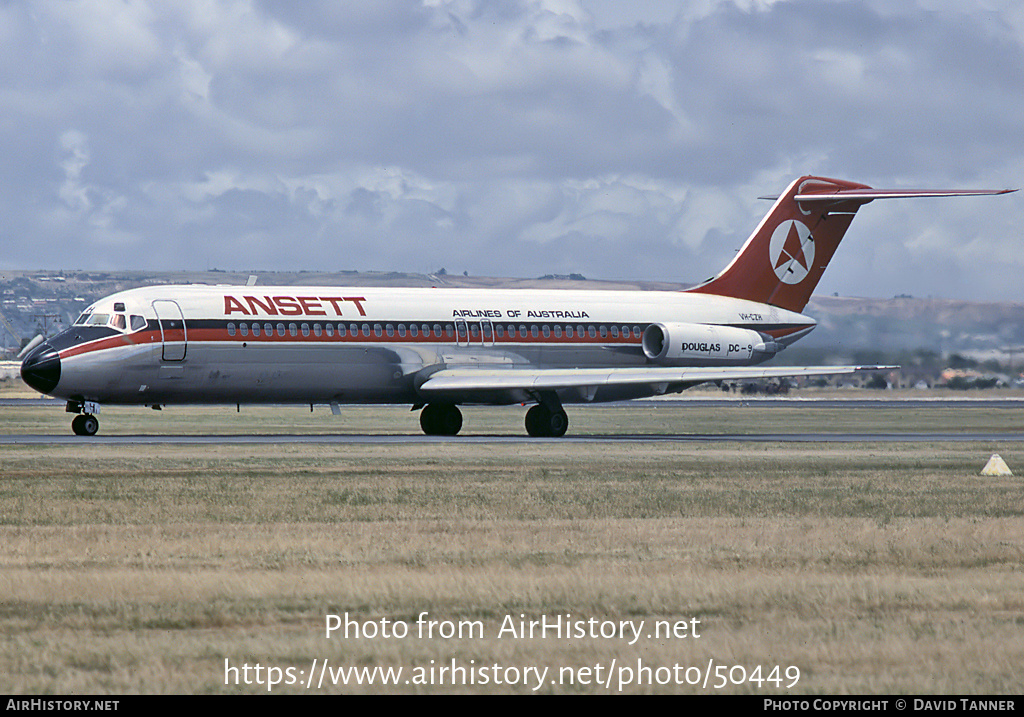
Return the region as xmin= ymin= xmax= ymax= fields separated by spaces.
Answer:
xmin=153 ymin=300 xmax=188 ymax=361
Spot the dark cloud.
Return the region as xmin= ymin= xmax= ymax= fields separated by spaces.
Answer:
xmin=0 ymin=1 xmax=1020 ymax=300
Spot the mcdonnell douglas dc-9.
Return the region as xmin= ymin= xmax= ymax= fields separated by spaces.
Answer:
xmin=21 ymin=176 xmax=1015 ymax=437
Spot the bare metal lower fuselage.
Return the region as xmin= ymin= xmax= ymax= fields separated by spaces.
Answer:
xmin=54 ymin=332 xmax=706 ymax=407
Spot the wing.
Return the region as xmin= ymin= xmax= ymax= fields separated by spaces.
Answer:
xmin=416 ymin=364 xmax=895 ymax=404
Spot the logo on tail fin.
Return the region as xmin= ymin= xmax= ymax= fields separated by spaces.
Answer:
xmin=769 ymin=220 xmax=814 ymax=284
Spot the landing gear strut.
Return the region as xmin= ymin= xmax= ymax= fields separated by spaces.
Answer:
xmin=525 ymin=403 xmax=569 ymax=438
xmin=419 ymin=403 xmax=463 ymax=436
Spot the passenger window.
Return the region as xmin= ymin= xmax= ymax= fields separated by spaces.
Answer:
xmin=289 ymin=323 xmax=299 ymax=337
xmin=301 ymin=324 xmax=310 ymax=337
xmin=313 ymin=324 xmax=322 ymax=337
xmin=228 ymin=323 xmax=236 ymax=337
xmin=252 ymin=323 xmax=260 ymax=337
xmin=409 ymin=324 xmax=418 ymax=337
xmin=240 ymin=323 xmax=249 ymax=337
xmin=277 ymin=323 xmax=286 ymax=337
xmin=327 ymin=324 xmax=335 ymax=337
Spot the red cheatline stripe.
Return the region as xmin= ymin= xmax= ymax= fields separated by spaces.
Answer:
xmin=59 ymin=332 xmax=157 ymax=359
xmin=58 ymin=328 xmax=644 ymax=358
xmin=57 ymin=322 xmax=813 ymax=359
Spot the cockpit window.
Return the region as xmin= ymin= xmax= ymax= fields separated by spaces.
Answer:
xmin=111 ymin=314 xmax=126 ymax=331
xmin=130 ymin=315 xmax=147 ymax=331
xmin=74 ymin=310 xmax=93 ymax=325
xmin=87 ymin=313 xmax=110 ymax=326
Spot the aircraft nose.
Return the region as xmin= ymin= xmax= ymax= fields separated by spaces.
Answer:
xmin=20 ymin=342 xmax=61 ymax=395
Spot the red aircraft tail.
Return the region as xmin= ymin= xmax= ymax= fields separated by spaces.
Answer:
xmin=686 ymin=176 xmax=1015 ymax=313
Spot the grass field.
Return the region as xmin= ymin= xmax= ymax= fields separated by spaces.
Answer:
xmin=1 ymin=400 xmax=1022 ymax=694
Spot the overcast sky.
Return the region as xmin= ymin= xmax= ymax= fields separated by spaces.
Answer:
xmin=1 ymin=0 xmax=1021 ymax=300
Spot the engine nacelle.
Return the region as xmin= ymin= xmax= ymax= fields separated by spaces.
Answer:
xmin=642 ymin=322 xmax=780 ymax=364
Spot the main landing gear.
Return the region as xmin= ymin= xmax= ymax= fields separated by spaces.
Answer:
xmin=417 ymin=400 xmax=569 ymax=438
xmin=67 ymin=400 xmax=100 ymax=436
xmin=419 ymin=403 xmax=463 ymax=436
xmin=524 ymin=403 xmax=569 ymax=438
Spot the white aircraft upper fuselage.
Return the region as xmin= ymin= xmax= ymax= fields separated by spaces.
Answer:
xmin=21 ymin=176 xmax=1015 ymax=436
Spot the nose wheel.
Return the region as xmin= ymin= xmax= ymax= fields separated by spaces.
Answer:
xmin=71 ymin=414 xmax=99 ymax=436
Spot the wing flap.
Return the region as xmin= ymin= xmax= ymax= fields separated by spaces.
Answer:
xmin=418 ymin=365 xmax=896 ymax=395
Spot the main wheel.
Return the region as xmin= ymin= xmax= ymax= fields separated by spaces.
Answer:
xmin=525 ymin=404 xmax=569 ymax=437
xmin=71 ymin=414 xmax=99 ymax=436
xmin=419 ymin=404 xmax=463 ymax=436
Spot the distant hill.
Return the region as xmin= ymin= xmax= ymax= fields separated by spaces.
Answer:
xmin=801 ymin=295 xmax=1024 ymax=358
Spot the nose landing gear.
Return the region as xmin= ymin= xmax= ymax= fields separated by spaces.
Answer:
xmin=71 ymin=414 xmax=99 ymax=436
xmin=67 ymin=400 xmax=100 ymax=436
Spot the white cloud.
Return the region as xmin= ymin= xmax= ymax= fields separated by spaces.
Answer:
xmin=58 ymin=130 xmax=91 ymax=212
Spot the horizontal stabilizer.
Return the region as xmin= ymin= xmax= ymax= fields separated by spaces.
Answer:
xmin=794 ymin=187 xmax=1016 ymax=202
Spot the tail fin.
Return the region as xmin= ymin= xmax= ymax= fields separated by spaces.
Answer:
xmin=686 ymin=175 xmax=1015 ymax=313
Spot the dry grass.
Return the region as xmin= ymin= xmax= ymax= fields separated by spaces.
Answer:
xmin=0 ymin=404 xmax=1023 ymax=693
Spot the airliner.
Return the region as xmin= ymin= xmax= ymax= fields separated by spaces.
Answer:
xmin=20 ymin=176 xmax=1014 ymax=436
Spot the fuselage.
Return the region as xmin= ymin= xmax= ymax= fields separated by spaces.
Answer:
xmin=22 ymin=284 xmax=815 ymax=407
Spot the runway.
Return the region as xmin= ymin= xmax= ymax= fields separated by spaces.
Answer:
xmin=5 ymin=396 xmax=1024 ymax=408
xmin=2 ymin=431 xmax=1023 ymax=445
